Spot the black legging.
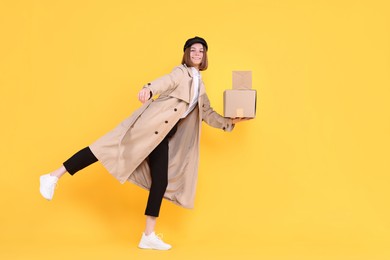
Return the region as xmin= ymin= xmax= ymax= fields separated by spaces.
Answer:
xmin=63 ymin=124 xmax=178 ymax=217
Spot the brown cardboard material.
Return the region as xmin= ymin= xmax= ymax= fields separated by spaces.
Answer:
xmin=223 ymin=70 xmax=257 ymax=118
xmin=232 ymin=71 xmax=252 ymax=90
xmin=224 ymin=89 xmax=257 ymax=118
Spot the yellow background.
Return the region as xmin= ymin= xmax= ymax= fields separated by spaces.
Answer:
xmin=1 ymin=0 xmax=389 ymax=259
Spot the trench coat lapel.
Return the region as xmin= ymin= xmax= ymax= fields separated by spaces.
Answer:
xmin=184 ymin=65 xmax=194 ymax=104
xmin=184 ymin=65 xmax=206 ymax=105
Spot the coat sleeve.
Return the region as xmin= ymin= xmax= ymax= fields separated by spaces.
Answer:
xmin=143 ymin=66 xmax=185 ymax=97
xmin=201 ymin=93 xmax=235 ymax=132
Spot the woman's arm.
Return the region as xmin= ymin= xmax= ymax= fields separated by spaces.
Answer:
xmin=140 ymin=66 xmax=185 ymax=101
xmin=201 ymin=93 xmax=235 ymax=132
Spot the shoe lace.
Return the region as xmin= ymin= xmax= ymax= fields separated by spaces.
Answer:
xmin=48 ymin=180 xmax=58 ymax=192
xmin=155 ymin=233 xmax=164 ymax=241
xmin=51 ymin=180 xmax=59 ymax=189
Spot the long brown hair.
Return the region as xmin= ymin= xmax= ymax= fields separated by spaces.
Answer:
xmin=181 ymin=47 xmax=208 ymax=71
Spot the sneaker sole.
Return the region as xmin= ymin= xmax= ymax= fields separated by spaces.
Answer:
xmin=138 ymin=244 xmax=171 ymax=250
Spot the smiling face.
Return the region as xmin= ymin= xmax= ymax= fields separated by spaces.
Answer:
xmin=181 ymin=43 xmax=208 ymax=71
xmin=189 ymin=43 xmax=204 ymax=69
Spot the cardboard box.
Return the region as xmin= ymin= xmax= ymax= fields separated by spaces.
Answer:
xmin=224 ymin=71 xmax=257 ymax=118
xmin=224 ymin=89 xmax=257 ymax=118
xmin=232 ymin=71 xmax=252 ymax=90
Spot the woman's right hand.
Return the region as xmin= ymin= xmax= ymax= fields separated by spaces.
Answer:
xmin=138 ymin=88 xmax=152 ymax=103
xmin=232 ymin=117 xmax=253 ymax=124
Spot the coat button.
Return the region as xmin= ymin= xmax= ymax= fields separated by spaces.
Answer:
xmin=165 ymin=120 xmax=168 ymax=123
xmin=174 ymin=108 xmax=177 ymax=111
xmin=155 ymin=131 xmax=158 ymax=134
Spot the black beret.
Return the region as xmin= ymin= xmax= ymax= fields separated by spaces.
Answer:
xmin=183 ymin=36 xmax=208 ymax=52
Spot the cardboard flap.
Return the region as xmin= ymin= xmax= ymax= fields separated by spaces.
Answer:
xmin=232 ymin=71 xmax=252 ymax=90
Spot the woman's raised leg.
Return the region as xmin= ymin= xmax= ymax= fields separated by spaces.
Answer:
xmin=39 ymin=147 xmax=98 ymax=201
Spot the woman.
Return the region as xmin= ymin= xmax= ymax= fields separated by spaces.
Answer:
xmin=39 ymin=36 xmax=248 ymax=250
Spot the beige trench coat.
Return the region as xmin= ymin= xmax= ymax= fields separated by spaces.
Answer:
xmin=89 ymin=64 xmax=234 ymax=208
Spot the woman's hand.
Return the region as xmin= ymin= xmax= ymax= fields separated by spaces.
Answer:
xmin=138 ymin=88 xmax=152 ymax=103
xmin=232 ymin=117 xmax=253 ymax=124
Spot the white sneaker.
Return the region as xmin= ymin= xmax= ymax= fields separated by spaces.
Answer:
xmin=138 ymin=232 xmax=172 ymax=250
xmin=39 ymin=174 xmax=59 ymax=201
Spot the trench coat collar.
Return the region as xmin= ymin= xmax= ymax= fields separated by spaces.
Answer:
xmin=182 ymin=64 xmax=206 ymax=96
xmin=182 ymin=64 xmax=196 ymax=78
